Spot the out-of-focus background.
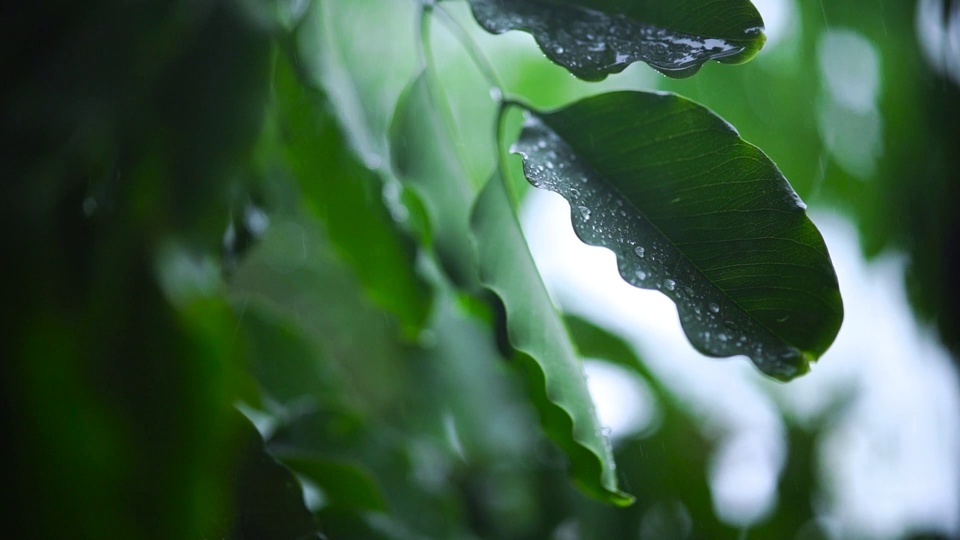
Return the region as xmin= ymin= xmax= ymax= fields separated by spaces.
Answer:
xmin=3 ymin=0 xmax=959 ymax=538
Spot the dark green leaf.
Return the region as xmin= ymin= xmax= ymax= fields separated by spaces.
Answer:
xmin=270 ymin=50 xmax=431 ymax=337
xmin=222 ymin=413 xmax=322 ymax=540
xmin=279 ymin=453 xmax=388 ymax=512
xmin=465 ymin=0 xmax=766 ymax=81
xmin=512 ymin=92 xmax=843 ymax=380
xmin=471 ymin=175 xmax=632 ymax=506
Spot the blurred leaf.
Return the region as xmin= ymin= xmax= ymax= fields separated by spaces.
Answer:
xmin=304 ymin=0 xmax=420 ymax=160
xmin=238 ymin=305 xmax=345 ymax=407
xmin=391 ymin=71 xmax=480 ymax=288
xmin=221 ymin=413 xmax=322 ymax=540
xmin=471 ymin=175 xmax=632 ymax=506
xmin=229 ymin=209 xmax=410 ymax=415
xmin=464 ymin=0 xmax=766 ymax=81
xmin=560 ymin=316 xmax=736 ymax=538
xmin=747 ymin=424 xmax=822 ymax=539
xmin=512 ymin=92 xmax=843 ymax=380
xmin=279 ymin=453 xmax=388 ymax=512
xmin=1 ymin=3 xmax=275 ymax=538
xmin=268 ymin=50 xmax=431 ymax=338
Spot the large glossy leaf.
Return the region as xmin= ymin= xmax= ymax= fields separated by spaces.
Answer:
xmin=471 ymin=175 xmax=632 ymax=506
xmin=269 ymin=49 xmax=431 ymax=337
xmin=511 ymin=92 xmax=843 ymax=380
xmin=464 ymin=0 xmax=766 ymax=81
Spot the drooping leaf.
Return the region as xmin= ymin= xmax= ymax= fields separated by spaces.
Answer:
xmin=391 ymin=71 xmax=481 ymax=288
xmin=464 ymin=0 xmax=766 ymax=81
xmin=269 ymin=49 xmax=431 ymax=337
xmin=471 ymin=175 xmax=632 ymax=506
xmin=511 ymin=92 xmax=843 ymax=380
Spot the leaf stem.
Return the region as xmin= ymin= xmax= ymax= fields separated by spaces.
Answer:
xmin=417 ymin=4 xmax=476 ymax=184
xmin=495 ymin=100 xmax=521 ymax=206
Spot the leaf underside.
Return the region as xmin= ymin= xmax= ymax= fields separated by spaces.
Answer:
xmin=465 ymin=0 xmax=766 ymax=81
xmin=512 ymin=91 xmax=843 ymax=381
xmin=471 ymin=175 xmax=632 ymax=505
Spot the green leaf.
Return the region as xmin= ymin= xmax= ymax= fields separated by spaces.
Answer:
xmin=465 ymin=0 xmax=766 ymax=81
xmin=391 ymin=71 xmax=480 ymax=288
xmin=279 ymin=453 xmax=388 ymax=512
xmin=238 ymin=305 xmax=347 ymax=407
xmin=471 ymin=175 xmax=632 ymax=506
xmin=511 ymin=92 xmax=843 ymax=381
xmin=270 ymin=50 xmax=431 ymax=337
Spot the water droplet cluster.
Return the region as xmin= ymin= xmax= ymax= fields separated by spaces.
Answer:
xmin=513 ymin=114 xmax=804 ymax=380
xmin=469 ymin=0 xmax=746 ymax=79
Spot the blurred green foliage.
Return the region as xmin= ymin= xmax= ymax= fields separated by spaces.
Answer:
xmin=3 ymin=0 xmax=959 ymax=538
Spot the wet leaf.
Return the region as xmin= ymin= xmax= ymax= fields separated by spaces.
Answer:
xmin=464 ymin=0 xmax=766 ymax=81
xmin=471 ymin=175 xmax=632 ymax=506
xmin=512 ymin=92 xmax=843 ymax=380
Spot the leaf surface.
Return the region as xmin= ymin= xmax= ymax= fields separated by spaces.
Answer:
xmin=391 ymin=71 xmax=480 ymax=288
xmin=471 ymin=175 xmax=632 ymax=505
xmin=512 ymin=92 xmax=843 ymax=380
xmin=271 ymin=50 xmax=431 ymax=337
xmin=465 ymin=0 xmax=766 ymax=80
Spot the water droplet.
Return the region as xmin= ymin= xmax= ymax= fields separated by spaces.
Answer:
xmin=664 ymin=279 xmax=676 ymax=291
xmin=537 ymin=140 xmax=547 ymax=148
xmin=578 ymin=206 xmax=591 ymax=220
xmin=244 ymin=205 xmax=270 ymax=236
xmin=634 ymin=246 xmax=645 ymax=258
xmin=636 ymin=269 xmax=648 ymax=280
xmin=555 ymin=46 xmax=565 ymax=54
xmin=363 ymin=152 xmax=383 ymax=170
xmin=709 ymin=303 xmax=720 ymax=313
